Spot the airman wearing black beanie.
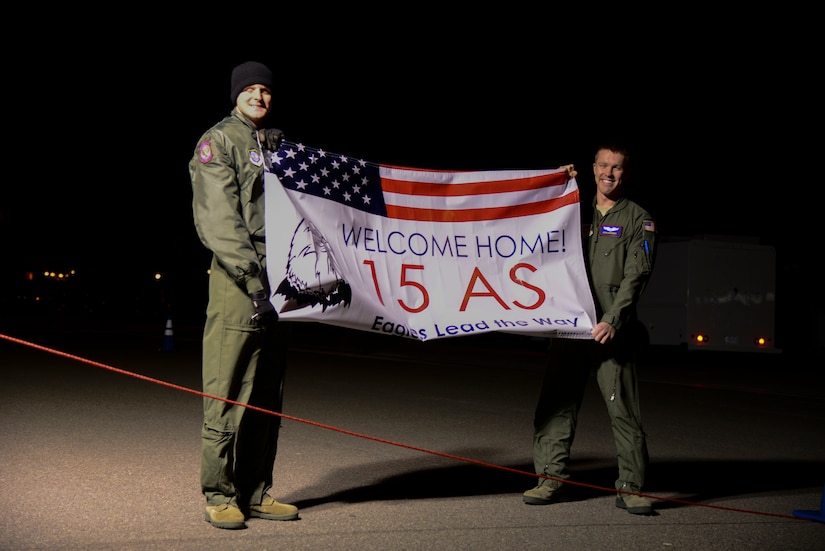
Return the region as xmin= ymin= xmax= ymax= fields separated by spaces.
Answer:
xmin=230 ymin=61 xmax=274 ymax=104
xmin=191 ymin=57 xmax=297 ymax=530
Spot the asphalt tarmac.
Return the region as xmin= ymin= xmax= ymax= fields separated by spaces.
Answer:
xmin=1 ymin=319 xmax=823 ymax=550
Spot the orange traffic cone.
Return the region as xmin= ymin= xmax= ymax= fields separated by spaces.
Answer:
xmin=161 ymin=315 xmax=175 ymax=352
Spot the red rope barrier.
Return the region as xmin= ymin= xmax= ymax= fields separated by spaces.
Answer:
xmin=0 ymin=331 xmax=813 ymax=521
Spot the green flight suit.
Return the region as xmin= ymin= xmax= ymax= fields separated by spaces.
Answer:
xmin=189 ymin=108 xmax=288 ymax=508
xmin=532 ymin=196 xmax=656 ymax=491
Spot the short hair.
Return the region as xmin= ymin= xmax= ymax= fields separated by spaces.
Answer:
xmin=594 ymin=141 xmax=631 ymax=167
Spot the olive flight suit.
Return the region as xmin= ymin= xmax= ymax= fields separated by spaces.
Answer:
xmin=189 ymin=108 xmax=288 ymax=509
xmin=532 ymin=196 xmax=656 ymax=492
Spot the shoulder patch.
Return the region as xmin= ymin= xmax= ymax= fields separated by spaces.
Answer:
xmin=198 ymin=141 xmax=213 ymax=164
xmin=249 ymin=149 xmax=263 ymax=167
xmin=643 ymin=220 xmax=656 ymax=232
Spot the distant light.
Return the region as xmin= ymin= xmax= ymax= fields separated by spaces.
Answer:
xmin=694 ymin=334 xmax=708 ymax=345
xmin=154 ymin=272 xmax=163 ymax=281
xmin=41 ymin=270 xmax=77 ymax=280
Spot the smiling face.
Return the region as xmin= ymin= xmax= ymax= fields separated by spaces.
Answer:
xmin=236 ymin=84 xmax=273 ymax=128
xmin=592 ymin=148 xmax=627 ymax=204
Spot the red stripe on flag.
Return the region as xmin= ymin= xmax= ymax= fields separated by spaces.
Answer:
xmin=380 ymin=171 xmax=568 ymax=196
xmin=386 ymin=189 xmax=580 ymax=222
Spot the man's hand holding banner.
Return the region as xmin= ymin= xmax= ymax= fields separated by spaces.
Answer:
xmin=264 ymin=140 xmax=597 ymax=341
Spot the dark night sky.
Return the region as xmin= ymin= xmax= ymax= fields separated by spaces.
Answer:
xmin=1 ymin=17 xmax=817 ymax=329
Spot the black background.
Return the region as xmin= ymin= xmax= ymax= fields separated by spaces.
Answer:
xmin=1 ymin=13 xmax=817 ymax=351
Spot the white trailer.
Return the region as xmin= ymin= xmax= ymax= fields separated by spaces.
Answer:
xmin=636 ymin=236 xmax=778 ymax=353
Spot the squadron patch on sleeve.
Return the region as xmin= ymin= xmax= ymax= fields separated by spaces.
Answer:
xmin=249 ymin=149 xmax=263 ymax=167
xmin=198 ymin=141 xmax=213 ymax=164
xmin=643 ymin=220 xmax=656 ymax=232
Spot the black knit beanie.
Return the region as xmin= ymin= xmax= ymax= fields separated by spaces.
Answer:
xmin=230 ymin=61 xmax=274 ymax=104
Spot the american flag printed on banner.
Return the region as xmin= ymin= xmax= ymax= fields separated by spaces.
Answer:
xmin=269 ymin=140 xmax=578 ymax=222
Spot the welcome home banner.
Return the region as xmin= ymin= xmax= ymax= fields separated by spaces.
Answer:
xmin=264 ymin=140 xmax=597 ymax=341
